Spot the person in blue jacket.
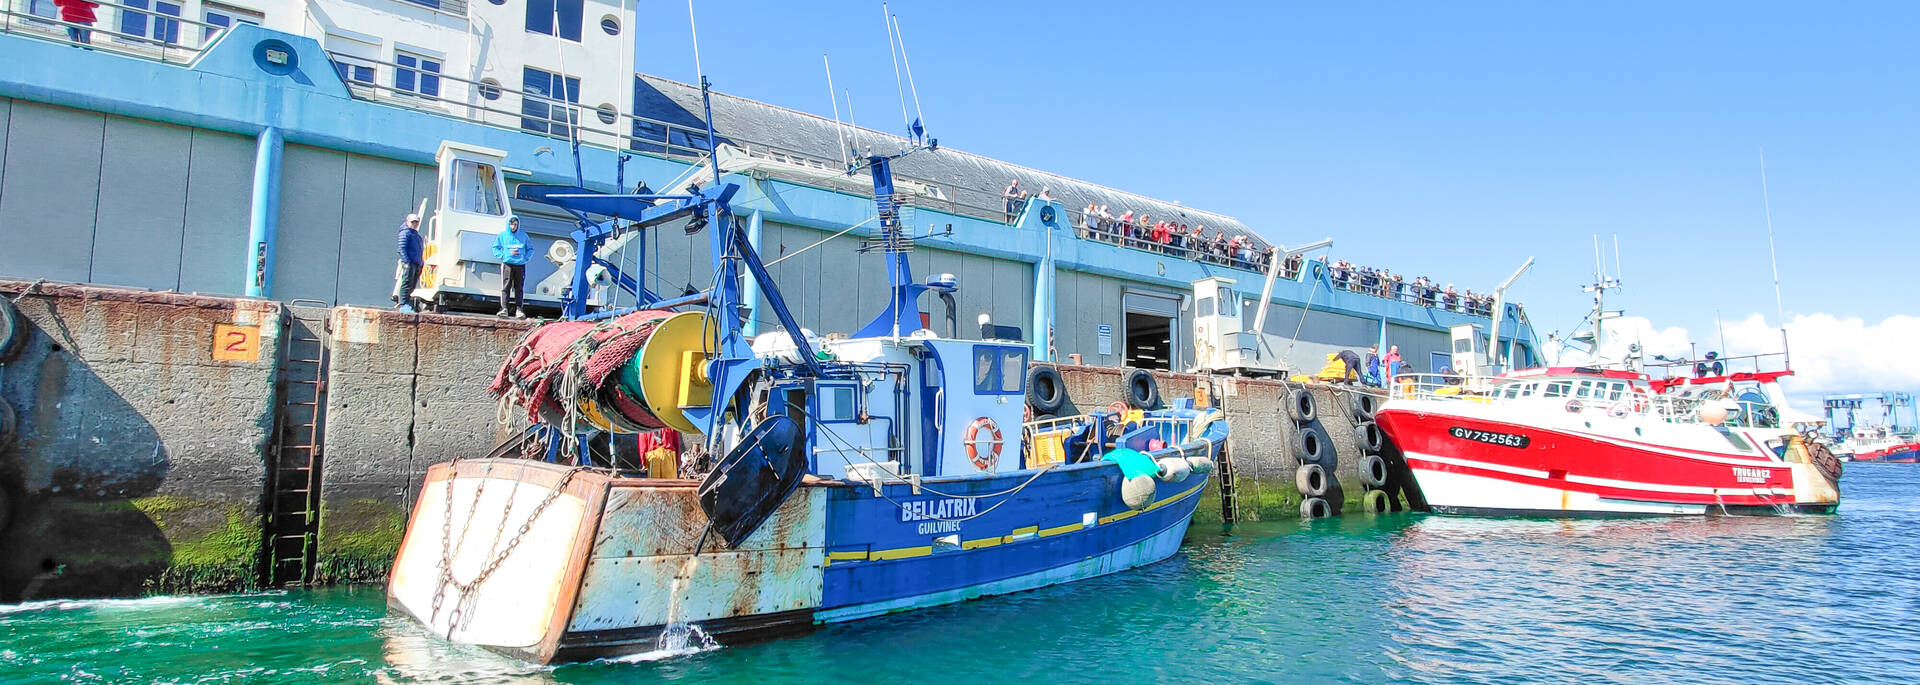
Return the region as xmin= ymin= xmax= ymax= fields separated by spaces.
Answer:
xmin=394 ymin=213 xmax=423 ymax=313
xmin=492 ymin=215 xmax=531 ymax=317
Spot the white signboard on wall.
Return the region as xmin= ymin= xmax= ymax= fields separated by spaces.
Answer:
xmin=1097 ymin=324 xmax=1112 ymax=355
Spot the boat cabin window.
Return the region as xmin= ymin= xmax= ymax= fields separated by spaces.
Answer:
xmin=972 ymin=344 xmax=1029 ymax=396
xmin=1606 ymin=383 xmax=1626 ymax=401
xmin=1197 ymin=296 xmax=1214 ymax=317
xmin=817 ymin=382 xmax=859 ymax=423
xmin=448 ymin=160 xmax=505 ymax=216
xmin=1498 ymin=384 xmax=1521 ymax=400
xmin=1575 ymin=380 xmax=1596 ymax=399
xmin=1217 ymin=289 xmax=1239 ymax=318
xmin=1543 ymin=381 xmax=1572 ymax=399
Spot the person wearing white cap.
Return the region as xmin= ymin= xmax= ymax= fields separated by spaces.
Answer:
xmin=394 ymin=212 xmax=423 ymax=313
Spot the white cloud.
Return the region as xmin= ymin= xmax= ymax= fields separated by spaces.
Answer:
xmin=1724 ymin=313 xmax=1920 ymax=404
xmin=1546 ymin=312 xmax=1920 ymax=409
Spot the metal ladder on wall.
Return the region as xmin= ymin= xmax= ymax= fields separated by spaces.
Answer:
xmin=265 ymin=302 xmax=331 ymax=585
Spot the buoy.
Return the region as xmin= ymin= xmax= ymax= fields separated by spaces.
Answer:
xmin=1186 ymin=455 xmax=1217 ymax=475
xmin=1362 ymin=489 xmax=1391 ymax=514
xmin=1300 ymin=497 xmax=1331 ymax=519
xmin=1295 ymin=463 xmax=1330 ymax=497
xmin=1155 ymin=457 xmax=1192 ymax=483
xmin=1360 ymin=454 xmax=1389 ymax=488
xmin=1121 ymin=474 xmax=1156 ymax=510
xmin=1287 ymin=388 xmax=1316 ymax=423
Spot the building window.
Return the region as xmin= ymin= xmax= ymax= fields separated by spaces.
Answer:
xmin=24 ymin=0 xmax=57 ymax=22
xmin=400 ymin=0 xmax=441 ymax=9
xmin=395 ymin=52 xmax=442 ymax=98
xmin=332 ymin=58 xmax=375 ymax=87
xmin=201 ymin=3 xmax=261 ymax=43
xmin=525 ymin=0 xmax=583 ymax=41
xmin=121 ymin=0 xmax=183 ymax=44
xmin=521 ymin=67 xmax=580 ymax=137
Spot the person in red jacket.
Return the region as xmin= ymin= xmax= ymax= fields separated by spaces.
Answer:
xmin=53 ymin=0 xmax=98 ymax=44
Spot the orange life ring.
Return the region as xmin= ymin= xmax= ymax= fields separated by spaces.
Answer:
xmin=964 ymin=417 xmax=1003 ymax=470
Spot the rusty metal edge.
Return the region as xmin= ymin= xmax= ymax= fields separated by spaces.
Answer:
xmin=535 ymin=468 xmax=614 ymax=664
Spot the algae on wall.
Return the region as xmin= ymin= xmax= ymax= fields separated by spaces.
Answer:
xmin=312 ymin=498 xmax=406 ymax=585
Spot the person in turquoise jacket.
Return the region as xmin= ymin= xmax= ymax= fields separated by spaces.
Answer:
xmin=492 ymin=215 xmax=531 ymax=317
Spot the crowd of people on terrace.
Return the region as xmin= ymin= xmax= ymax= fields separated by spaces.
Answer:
xmin=1327 ymin=259 xmax=1497 ymax=315
xmin=1000 ymin=180 xmax=1492 ymax=315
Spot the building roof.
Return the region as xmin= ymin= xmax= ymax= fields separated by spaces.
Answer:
xmin=632 ymin=74 xmax=1268 ymax=249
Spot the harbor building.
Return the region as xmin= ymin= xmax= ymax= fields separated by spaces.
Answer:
xmin=0 ymin=1 xmax=1545 ymax=597
xmin=0 ymin=0 xmax=1538 ymax=373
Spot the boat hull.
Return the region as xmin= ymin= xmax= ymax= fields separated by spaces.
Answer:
xmin=388 ymin=458 xmax=1208 ymax=663
xmin=1376 ymin=405 xmax=1840 ymax=517
xmin=1853 ymin=444 xmax=1920 ymax=463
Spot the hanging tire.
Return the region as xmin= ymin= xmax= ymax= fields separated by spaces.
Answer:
xmin=1362 ymin=489 xmax=1391 ymax=514
xmin=1300 ymin=496 xmax=1331 ymax=519
xmin=1292 ymin=425 xmax=1326 ymax=465
xmin=1295 ymin=463 xmax=1330 ymax=497
xmin=1360 ymin=454 xmax=1389 ymax=488
xmin=1353 ymin=421 xmax=1384 ymax=453
xmin=0 ymin=297 xmax=22 ymax=363
xmin=1287 ymin=388 xmax=1316 ymax=423
xmin=1026 ymin=365 xmax=1068 ymax=415
xmin=1348 ymin=391 xmax=1379 ymax=422
xmin=0 ymin=398 xmax=15 ymax=456
xmin=1124 ymin=369 xmax=1160 ymax=409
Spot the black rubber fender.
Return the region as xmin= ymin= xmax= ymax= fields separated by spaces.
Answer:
xmin=1300 ymin=496 xmax=1332 ymax=519
xmin=1360 ymin=454 xmax=1389 ymax=488
xmin=1123 ymin=369 xmax=1160 ymax=409
xmin=0 ymin=397 xmax=14 ymax=456
xmin=1295 ymin=462 xmax=1330 ymax=497
xmin=1287 ymin=387 xmax=1316 ymax=423
xmin=1354 ymin=421 xmax=1385 ymax=453
xmin=1026 ymin=365 xmax=1068 ymax=415
xmin=1362 ymin=489 xmax=1391 ymax=514
xmin=1348 ymin=391 xmax=1378 ymax=422
xmin=0 ymin=297 xmax=21 ymax=363
xmin=1292 ymin=424 xmax=1327 ymax=465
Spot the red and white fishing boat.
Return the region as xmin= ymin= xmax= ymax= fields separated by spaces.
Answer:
xmin=1377 ymin=366 xmax=1842 ymax=515
xmin=1373 ymin=268 xmax=1841 ymax=516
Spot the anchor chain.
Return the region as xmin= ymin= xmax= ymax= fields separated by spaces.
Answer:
xmin=430 ymin=461 xmax=582 ymax=635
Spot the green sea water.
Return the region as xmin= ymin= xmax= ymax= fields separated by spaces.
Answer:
xmin=5 ymin=465 xmax=1916 ymax=683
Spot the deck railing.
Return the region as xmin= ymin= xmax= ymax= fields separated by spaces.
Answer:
xmin=1389 ymin=373 xmax=1791 ymax=429
xmin=2 ymin=0 xmax=231 ymax=65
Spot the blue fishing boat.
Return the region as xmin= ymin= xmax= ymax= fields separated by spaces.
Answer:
xmin=385 ymin=79 xmax=1228 ymax=663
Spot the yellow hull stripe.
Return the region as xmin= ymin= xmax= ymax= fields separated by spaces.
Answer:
xmin=842 ymin=482 xmax=1208 ymax=565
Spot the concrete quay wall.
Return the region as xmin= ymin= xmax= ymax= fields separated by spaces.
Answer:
xmin=0 ymin=280 xmax=281 ymax=600
xmin=1054 ymin=366 xmax=1408 ymax=522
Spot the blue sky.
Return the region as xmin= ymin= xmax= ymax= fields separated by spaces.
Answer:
xmin=636 ymin=1 xmax=1917 ymax=401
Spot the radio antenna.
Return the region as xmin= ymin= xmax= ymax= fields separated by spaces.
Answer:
xmin=892 ymin=11 xmax=926 ymax=138
xmin=687 ymin=0 xmax=704 ymax=80
xmin=882 ymin=3 xmax=911 ymax=137
xmin=825 ymin=55 xmax=848 ymax=170
xmin=1759 ymin=148 xmax=1787 ymax=327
